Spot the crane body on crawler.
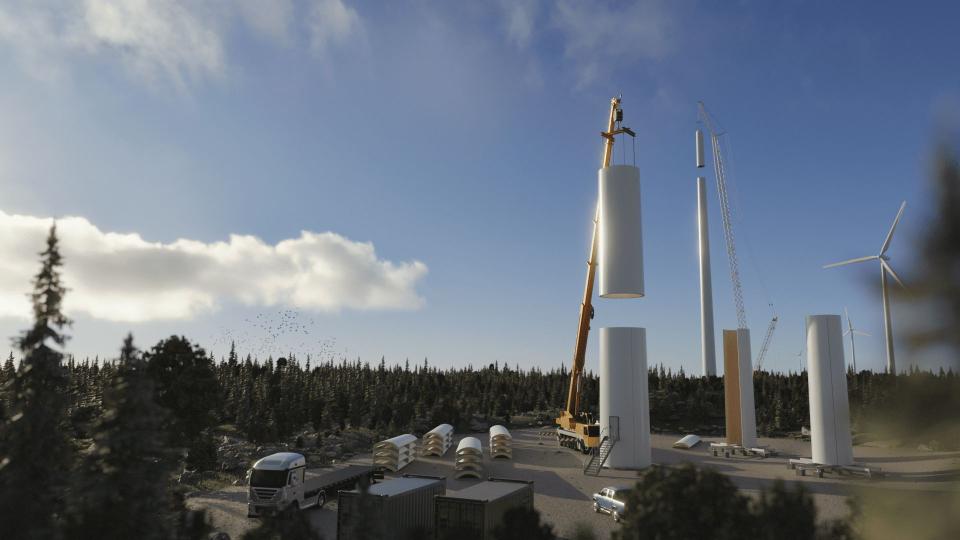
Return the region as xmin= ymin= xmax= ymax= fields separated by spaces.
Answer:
xmin=555 ymin=97 xmax=635 ymax=454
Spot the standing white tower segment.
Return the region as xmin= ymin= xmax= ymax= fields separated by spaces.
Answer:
xmin=806 ymin=315 xmax=853 ymax=466
xmin=695 ymin=130 xmax=717 ymax=376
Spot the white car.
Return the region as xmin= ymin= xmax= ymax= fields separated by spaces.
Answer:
xmin=592 ymin=486 xmax=631 ymax=523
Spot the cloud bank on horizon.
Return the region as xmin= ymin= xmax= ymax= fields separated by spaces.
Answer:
xmin=0 ymin=210 xmax=428 ymax=322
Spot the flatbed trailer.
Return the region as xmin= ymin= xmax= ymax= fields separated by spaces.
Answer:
xmin=709 ymin=442 xmax=778 ymax=458
xmin=787 ymin=458 xmax=883 ymax=479
xmin=304 ymin=465 xmax=376 ymax=506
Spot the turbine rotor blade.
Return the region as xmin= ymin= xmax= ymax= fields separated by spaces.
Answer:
xmin=843 ymin=329 xmax=851 ymax=336
xmin=823 ymin=255 xmax=878 ymax=269
xmin=881 ymin=259 xmax=906 ymax=288
xmin=853 ymin=330 xmax=871 ymax=336
xmin=880 ymin=201 xmax=907 ymax=255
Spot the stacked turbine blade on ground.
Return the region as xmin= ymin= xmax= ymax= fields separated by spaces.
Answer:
xmin=488 ymin=425 xmax=512 ymax=459
xmin=421 ymin=424 xmax=454 ymax=456
xmin=454 ymin=437 xmax=484 ymax=479
xmin=373 ymin=434 xmax=419 ymax=472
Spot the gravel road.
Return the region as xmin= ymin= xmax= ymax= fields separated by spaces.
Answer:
xmin=188 ymin=428 xmax=960 ymax=539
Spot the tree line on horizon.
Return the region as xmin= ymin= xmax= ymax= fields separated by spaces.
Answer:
xmin=5 ymin=339 xmax=955 ymax=454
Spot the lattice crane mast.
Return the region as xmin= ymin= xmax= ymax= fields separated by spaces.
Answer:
xmin=698 ymin=102 xmax=748 ymax=330
xmin=699 ymin=102 xmax=779 ymax=369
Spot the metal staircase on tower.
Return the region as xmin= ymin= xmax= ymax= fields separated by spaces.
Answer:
xmin=584 ymin=436 xmax=616 ymax=476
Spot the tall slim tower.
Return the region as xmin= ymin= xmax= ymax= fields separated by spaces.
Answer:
xmin=696 ymin=130 xmax=717 ymax=376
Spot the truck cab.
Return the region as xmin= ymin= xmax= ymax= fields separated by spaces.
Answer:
xmin=247 ymin=452 xmax=314 ymax=517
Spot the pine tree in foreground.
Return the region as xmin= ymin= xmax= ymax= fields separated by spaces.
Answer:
xmin=0 ymin=224 xmax=74 ymax=540
xmin=64 ymin=334 xmax=175 ymax=540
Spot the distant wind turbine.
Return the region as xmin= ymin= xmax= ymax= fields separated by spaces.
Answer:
xmin=824 ymin=201 xmax=906 ymax=374
xmin=843 ymin=307 xmax=871 ymax=373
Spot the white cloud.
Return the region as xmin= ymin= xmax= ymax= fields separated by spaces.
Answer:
xmin=307 ymin=0 xmax=363 ymax=58
xmin=551 ymin=0 xmax=672 ymax=88
xmin=0 ymin=0 xmax=363 ymax=90
xmin=498 ymin=0 xmax=538 ymax=49
xmin=82 ymin=0 xmax=227 ymax=91
xmin=0 ymin=1 xmax=86 ymax=83
xmin=0 ymin=210 xmax=427 ymax=322
xmin=236 ymin=0 xmax=295 ymax=44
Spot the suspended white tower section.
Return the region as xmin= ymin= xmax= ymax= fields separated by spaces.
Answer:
xmin=599 ymin=165 xmax=644 ymax=298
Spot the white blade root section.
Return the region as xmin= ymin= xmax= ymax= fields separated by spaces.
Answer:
xmin=823 ymin=255 xmax=877 ymax=269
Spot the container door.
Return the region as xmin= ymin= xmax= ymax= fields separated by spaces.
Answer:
xmin=609 ymin=416 xmax=620 ymax=442
xmin=289 ymin=468 xmax=303 ymax=504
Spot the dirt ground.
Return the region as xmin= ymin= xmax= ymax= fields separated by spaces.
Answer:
xmin=187 ymin=428 xmax=960 ymax=539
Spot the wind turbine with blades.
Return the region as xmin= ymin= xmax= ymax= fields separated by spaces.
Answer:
xmin=824 ymin=201 xmax=906 ymax=374
xmin=843 ymin=307 xmax=871 ymax=373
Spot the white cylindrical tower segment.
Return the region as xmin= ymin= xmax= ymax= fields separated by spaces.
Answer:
xmin=806 ymin=314 xmax=853 ymax=466
xmin=599 ymin=327 xmax=651 ymax=469
xmin=697 ymin=177 xmax=717 ymax=376
xmin=696 ymin=130 xmax=706 ymax=168
xmin=598 ymin=165 xmax=644 ymax=298
xmin=723 ymin=329 xmax=757 ymax=447
xmin=736 ymin=329 xmax=757 ymax=448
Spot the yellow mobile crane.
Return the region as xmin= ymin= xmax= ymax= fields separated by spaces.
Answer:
xmin=555 ymin=97 xmax=635 ymax=453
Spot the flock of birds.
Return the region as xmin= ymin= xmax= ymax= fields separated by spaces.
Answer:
xmin=207 ymin=309 xmax=345 ymax=363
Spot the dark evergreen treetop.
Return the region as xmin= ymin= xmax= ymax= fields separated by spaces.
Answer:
xmin=18 ymin=223 xmax=71 ymax=352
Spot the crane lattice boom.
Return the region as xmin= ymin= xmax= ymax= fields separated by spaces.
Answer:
xmin=755 ymin=315 xmax=779 ymax=370
xmin=698 ymin=102 xmax=748 ymax=329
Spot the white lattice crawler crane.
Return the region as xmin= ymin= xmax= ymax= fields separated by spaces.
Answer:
xmin=489 ymin=425 xmax=512 ymax=459
xmin=454 ymin=437 xmax=484 ymax=479
xmin=422 ymin=424 xmax=454 ymax=457
xmin=373 ymin=434 xmax=418 ymax=472
xmin=698 ymin=102 xmax=777 ymax=460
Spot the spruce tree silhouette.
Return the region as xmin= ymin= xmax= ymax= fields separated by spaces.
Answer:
xmin=0 ymin=224 xmax=74 ymax=540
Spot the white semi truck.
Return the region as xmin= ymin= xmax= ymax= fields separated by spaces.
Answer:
xmin=247 ymin=452 xmax=374 ymax=517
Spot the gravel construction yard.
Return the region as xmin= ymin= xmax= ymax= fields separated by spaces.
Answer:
xmin=188 ymin=428 xmax=960 ymax=539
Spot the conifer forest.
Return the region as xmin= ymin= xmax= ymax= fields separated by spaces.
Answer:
xmin=0 ymin=223 xmax=958 ymax=540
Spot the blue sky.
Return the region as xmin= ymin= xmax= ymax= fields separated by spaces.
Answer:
xmin=0 ymin=1 xmax=957 ymax=374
